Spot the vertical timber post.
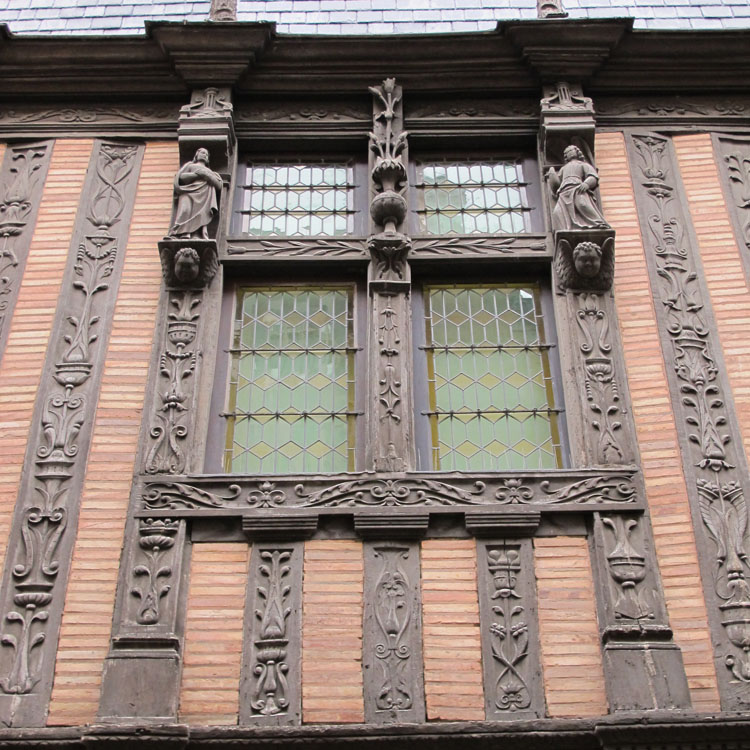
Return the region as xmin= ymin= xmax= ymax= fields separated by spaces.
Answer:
xmin=97 ymin=88 xmax=235 ymax=724
xmin=540 ymin=83 xmax=690 ymax=710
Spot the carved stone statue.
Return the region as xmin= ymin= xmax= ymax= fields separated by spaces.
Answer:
xmin=169 ymin=148 xmax=222 ymax=240
xmin=546 ymin=145 xmax=609 ymax=232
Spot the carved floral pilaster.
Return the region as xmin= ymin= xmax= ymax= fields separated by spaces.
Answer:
xmin=367 ymin=78 xmax=414 ymax=472
xmin=628 ymin=132 xmax=750 ymax=708
xmin=363 ymin=542 xmax=425 ymax=724
xmin=477 ymin=540 xmax=543 ymax=719
xmin=0 ymin=142 xmax=52 ymax=364
xmin=0 ymin=141 xmax=142 ymax=727
xmin=240 ymin=544 xmax=303 ymax=726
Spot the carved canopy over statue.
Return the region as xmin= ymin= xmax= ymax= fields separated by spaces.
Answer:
xmin=546 ymin=145 xmax=610 ymax=232
xmin=169 ymin=147 xmax=222 ymax=240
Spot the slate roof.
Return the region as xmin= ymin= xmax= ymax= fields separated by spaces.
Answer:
xmin=0 ymin=0 xmax=748 ymax=34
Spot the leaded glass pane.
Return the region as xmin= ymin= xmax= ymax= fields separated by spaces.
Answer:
xmin=424 ymin=285 xmax=562 ymax=471
xmin=225 ymin=287 xmax=356 ymax=473
xmin=235 ymin=163 xmax=354 ymax=237
xmin=417 ymin=160 xmax=531 ymax=235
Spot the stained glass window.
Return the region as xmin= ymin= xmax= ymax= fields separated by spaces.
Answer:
xmin=224 ymin=287 xmax=356 ymax=473
xmin=416 ymin=161 xmax=531 ymax=235
xmin=423 ymin=285 xmax=562 ymax=471
xmin=234 ymin=164 xmax=354 ymax=237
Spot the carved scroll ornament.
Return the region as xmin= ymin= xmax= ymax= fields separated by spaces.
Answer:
xmin=630 ymin=133 xmax=750 ymax=698
xmin=0 ymin=142 xmax=141 ymax=717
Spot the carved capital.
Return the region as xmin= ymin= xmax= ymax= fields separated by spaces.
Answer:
xmin=554 ymin=228 xmax=615 ymax=292
xmin=367 ymin=231 xmax=411 ymax=293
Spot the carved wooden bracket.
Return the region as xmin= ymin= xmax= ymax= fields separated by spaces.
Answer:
xmin=554 ymin=228 xmax=615 ymax=293
xmin=158 ymin=238 xmax=219 ymax=288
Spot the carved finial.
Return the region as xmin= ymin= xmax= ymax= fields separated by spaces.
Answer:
xmin=209 ymin=0 xmax=237 ymax=21
xmin=538 ymin=0 xmax=568 ymax=18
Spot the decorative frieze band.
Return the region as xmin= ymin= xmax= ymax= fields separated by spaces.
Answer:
xmin=139 ymin=468 xmax=642 ymax=514
xmin=0 ymin=140 xmax=143 ymax=727
xmin=0 ymin=141 xmax=53 ymax=364
xmin=627 ymin=132 xmax=750 ymax=709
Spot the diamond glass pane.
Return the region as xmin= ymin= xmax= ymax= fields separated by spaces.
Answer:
xmin=235 ymin=163 xmax=354 ymax=237
xmin=225 ymin=287 xmax=356 ymax=473
xmin=417 ymin=161 xmax=531 ymax=235
xmin=424 ymin=285 xmax=562 ymax=471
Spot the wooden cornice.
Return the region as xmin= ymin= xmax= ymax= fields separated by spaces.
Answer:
xmin=0 ymin=21 xmax=748 ymax=100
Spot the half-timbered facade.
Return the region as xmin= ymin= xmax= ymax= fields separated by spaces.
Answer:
xmin=0 ymin=2 xmax=749 ymax=747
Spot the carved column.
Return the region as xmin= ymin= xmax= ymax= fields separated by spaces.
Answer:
xmin=98 ymin=89 xmax=234 ymax=723
xmin=627 ymin=132 xmax=750 ymax=709
xmin=0 ymin=141 xmax=143 ymax=727
xmin=0 ymin=141 xmax=53 ymax=365
xmin=367 ymin=79 xmax=415 ymax=472
xmin=541 ymin=86 xmax=690 ymax=711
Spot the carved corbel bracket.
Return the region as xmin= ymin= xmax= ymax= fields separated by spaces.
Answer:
xmin=242 ymin=514 xmax=318 ymax=541
xmin=367 ymin=231 xmax=412 ymax=293
xmin=465 ymin=510 xmax=541 ymax=538
xmin=178 ymin=87 xmax=235 ymax=174
xmin=554 ymin=228 xmax=615 ymax=292
xmin=354 ymin=512 xmax=429 ymax=539
xmin=158 ymin=238 xmax=218 ymax=288
xmin=541 ymin=81 xmax=595 ymax=163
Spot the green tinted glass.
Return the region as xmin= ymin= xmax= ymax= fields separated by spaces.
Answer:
xmin=424 ymin=285 xmax=562 ymax=470
xmin=225 ymin=287 xmax=356 ymax=473
xmin=235 ymin=164 xmax=353 ymax=237
xmin=417 ymin=161 xmax=531 ymax=235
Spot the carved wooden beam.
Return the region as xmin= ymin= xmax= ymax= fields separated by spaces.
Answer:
xmin=0 ymin=141 xmax=144 ymax=727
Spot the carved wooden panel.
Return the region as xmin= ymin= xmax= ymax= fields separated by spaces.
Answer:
xmin=0 ymin=141 xmax=53 ymax=365
xmin=717 ymin=135 xmax=750 ymax=288
xmin=627 ymin=132 xmax=750 ymax=709
xmin=476 ymin=539 xmax=544 ymax=719
xmin=0 ymin=141 xmax=143 ymax=727
xmin=362 ymin=542 xmax=425 ymax=724
xmin=240 ymin=542 xmax=302 ymax=726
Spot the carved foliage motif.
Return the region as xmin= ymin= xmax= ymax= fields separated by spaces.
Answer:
xmin=0 ymin=144 xmax=49 ymax=354
xmin=631 ymin=133 xmax=750 ymax=689
xmin=371 ymin=545 xmax=416 ymax=715
xmin=131 ymin=519 xmax=179 ymax=626
xmin=574 ymin=293 xmax=627 ymax=464
xmin=411 ymin=236 xmax=547 ymax=257
xmin=145 ymin=292 xmax=201 ymax=475
xmin=485 ymin=543 xmax=531 ymax=712
xmin=140 ymin=472 xmax=638 ymax=511
xmin=0 ymin=142 xmax=140 ymax=698
xmin=249 ymin=549 xmax=293 ymax=718
xmin=600 ymin=515 xmax=655 ymax=628
xmin=723 ymin=144 xmax=750 ymax=250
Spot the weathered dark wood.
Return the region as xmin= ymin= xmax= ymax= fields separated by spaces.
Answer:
xmin=240 ymin=542 xmax=303 ymax=726
xmin=362 ymin=542 xmax=425 ymax=724
xmin=627 ymin=131 xmax=750 ymax=710
xmin=0 ymin=140 xmax=144 ymax=727
xmin=476 ymin=539 xmax=544 ymax=719
xmin=0 ymin=140 xmax=53 ymax=366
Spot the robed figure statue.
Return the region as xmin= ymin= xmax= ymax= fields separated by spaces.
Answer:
xmin=170 ymin=148 xmax=223 ymax=239
xmin=546 ymin=145 xmax=609 ymax=232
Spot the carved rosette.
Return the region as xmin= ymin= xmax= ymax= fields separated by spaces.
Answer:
xmin=0 ymin=142 xmax=142 ymax=724
xmin=630 ymin=133 xmax=750 ymax=705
